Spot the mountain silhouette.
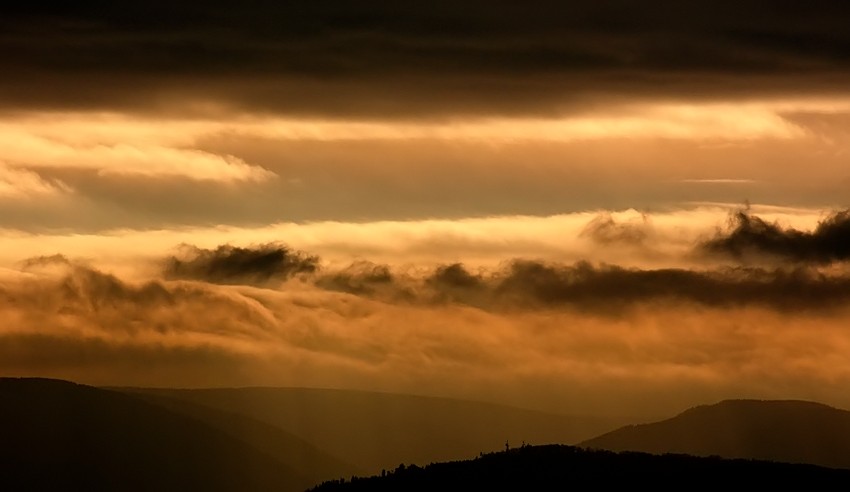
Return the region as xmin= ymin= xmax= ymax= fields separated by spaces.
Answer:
xmin=309 ymin=444 xmax=850 ymax=490
xmin=120 ymin=387 xmax=617 ymax=473
xmin=127 ymin=391 xmax=360 ymax=481
xmin=0 ymin=378 xmax=329 ymax=491
xmin=581 ymin=399 xmax=850 ymax=469
xmin=6 ymin=380 xmax=850 ymax=490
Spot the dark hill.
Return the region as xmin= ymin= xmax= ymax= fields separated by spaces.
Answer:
xmin=581 ymin=399 xmax=850 ymax=469
xmin=309 ymin=444 xmax=850 ymax=490
xmin=0 ymin=378 xmax=315 ymax=491
xmin=120 ymin=387 xmax=616 ymax=473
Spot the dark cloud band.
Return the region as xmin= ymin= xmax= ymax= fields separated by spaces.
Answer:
xmin=4 ymin=2 xmax=850 ymax=116
xmin=320 ymin=258 xmax=850 ymax=312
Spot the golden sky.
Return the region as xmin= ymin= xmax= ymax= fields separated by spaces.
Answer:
xmin=2 ymin=2 xmax=850 ymax=418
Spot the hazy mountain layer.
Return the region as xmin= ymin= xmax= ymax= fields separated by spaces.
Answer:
xmin=128 ymin=392 xmax=360 ymax=482
xmin=122 ymin=387 xmax=617 ymax=473
xmin=582 ymin=399 xmax=850 ymax=469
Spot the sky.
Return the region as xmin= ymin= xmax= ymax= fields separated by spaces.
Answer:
xmin=3 ymin=1 xmax=850 ymax=418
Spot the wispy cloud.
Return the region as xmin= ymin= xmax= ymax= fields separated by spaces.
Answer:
xmin=0 ymin=117 xmax=274 ymax=183
xmin=0 ymin=163 xmax=71 ymax=199
xmin=679 ymin=179 xmax=757 ymax=184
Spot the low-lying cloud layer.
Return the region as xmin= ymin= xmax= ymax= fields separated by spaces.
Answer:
xmin=3 ymin=207 xmax=850 ymax=417
xmin=4 ymin=254 xmax=850 ymax=418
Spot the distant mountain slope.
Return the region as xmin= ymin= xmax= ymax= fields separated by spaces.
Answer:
xmin=581 ymin=399 xmax=850 ymax=469
xmin=129 ymin=392 xmax=360 ymax=482
xmin=0 ymin=378 xmax=313 ymax=491
xmin=121 ymin=387 xmax=616 ymax=473
xmin=309 ymin=445 xmax=850 ymax=490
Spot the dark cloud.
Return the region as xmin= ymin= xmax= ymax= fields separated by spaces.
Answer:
xmin=490 ymin=260 xmax=850 ymax=311
xmin=309 ymin=258 xmax=850 ymax=312
xmin=580 ymin=213 xmax=650 ymax=245
xmin=4 ymin=2 xmax=850 ymax=116
xmin=423 ymin=263 xmax=486 ymax=305
xmin=146 ymin=240 xmax=850 ymax=310
xmin=315 ymin=260 xmax=393 ymax=295
xmin=164 ymin=243 xmax=319 ymax=286
xmin=427 ymin=263 xmax=483 ymax=289
xmin=20 ymin=243 xmax=850 ymax=318
xmin=701 ymin=209 xmax=850 ymax=264
xmin=20 ymin=254 xmax=72 ymax=270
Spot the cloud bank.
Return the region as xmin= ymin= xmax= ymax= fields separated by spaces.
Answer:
xmin=4 ymin=254 xmax=850 ymax=418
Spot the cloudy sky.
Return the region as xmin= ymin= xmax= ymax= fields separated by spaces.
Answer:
xmin=3 ymin=2 xmax=850 ymax=418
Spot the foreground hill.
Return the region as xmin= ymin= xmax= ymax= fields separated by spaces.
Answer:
xmin=0 ymin=378 xmax=324 ymax=491
xmin=121 ymin=387 xmax=616 ymax=473
xmin=581 ymin=399 xmax=850 ymax=469
xmin=310 ymin=444 xmax=850 ymax=490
